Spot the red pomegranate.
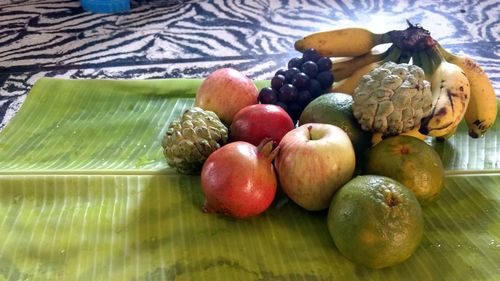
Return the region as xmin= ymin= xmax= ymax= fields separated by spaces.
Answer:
xmin=200 ymin=139 xmax=278 ymax=218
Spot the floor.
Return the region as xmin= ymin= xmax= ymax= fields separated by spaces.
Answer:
xmin=0 ymin=0 xmax=499 ymax=131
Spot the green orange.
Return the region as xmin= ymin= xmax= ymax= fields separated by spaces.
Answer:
xmin=299 ymin=93 xmax=371 ymax=161
xmin=328 ymin=175 xmax=424 ymax=269
xmin=364 ymin=135 xmax=445 ymax=205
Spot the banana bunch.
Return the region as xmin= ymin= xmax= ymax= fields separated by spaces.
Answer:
xmin=412 ymin=43 xmax=497 ymax=138
xmin=294 ymin=24 xmax=497 ymax=139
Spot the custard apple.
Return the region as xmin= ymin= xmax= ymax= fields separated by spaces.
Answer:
xmin=352 ymin=61 xmax=433 ymax=136
xmin=162 ymin=107 xmax=228 ymax=174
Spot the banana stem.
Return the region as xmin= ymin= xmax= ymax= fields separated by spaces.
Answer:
xmin=382 ymin=45 xmax=402 ymax=63
xmin=417 ymin=51 xmax=433 ymax=78
xmin=388 ymin=21 xmax=434 ymax=52
xmin=373 ymin=32 xmax=394 ymax=46
xmin=398 ymin=51 xmax=412 ymax=63
xmin=426 ymin=45 xmax=444 ymax=70
xmin=412 ymin=52 xmax=421 ymax=66
xmin=435 ymin=42 xmax=455 ymax=61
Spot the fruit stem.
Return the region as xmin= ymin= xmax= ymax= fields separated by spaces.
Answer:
xmin=411 ymin=51 xmax=421 ymax=66
xmin=373 ymin=32 xmax=394 ymax=46
xmin=257 ymin=138 xmax=279 ymax=162
xmin=388 ymin=20 xmax=434 ymax=52
xmin=425 ymin=44 xmax=445 ymax=74
xmin=381 ymin=45 xmax=402 ymax=63
xmin=398 ymin=50 xmax=412 ymax=63
xmin=435 ymin=42 xmax=455 ymax=61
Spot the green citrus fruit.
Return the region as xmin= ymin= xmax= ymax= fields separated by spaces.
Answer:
xmin=364 ymin=135 xmax=444 ymax=205
xmin=328 ymin=175 xmax=424 ymax=269
xmin=298 ymin=93 xmax=371 ymax=161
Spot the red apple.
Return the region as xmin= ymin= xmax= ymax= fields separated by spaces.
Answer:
xmin=229 ymin=104 xmax=295 ymax=146
xmin=195 ymin=68 xmax=258 ymax=125
xmin=275 ymin=123 xmax=356 ymax=211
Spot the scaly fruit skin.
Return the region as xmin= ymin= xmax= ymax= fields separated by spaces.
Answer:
xmin=330 ymin=49 xmax=388 ymax=82
xmin=419 ymin=58 xmax=471 ymax=137
xmin=294 ymin=27 xmax=391 ymax=57
xmin=438 ymin=44 xmax=497 ymax=138
xmin=162 ymin=107 xmax=228 ymax=174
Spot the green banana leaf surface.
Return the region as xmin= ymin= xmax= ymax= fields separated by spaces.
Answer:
xmin=0 ymin=78 xmax=499 ymax=280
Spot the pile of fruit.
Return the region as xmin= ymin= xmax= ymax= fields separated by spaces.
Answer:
xmin=160 ymin=22 xmax=497 ymax=269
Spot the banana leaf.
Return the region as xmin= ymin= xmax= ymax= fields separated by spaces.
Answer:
xmin=0 ymin=78 xmax=499 ymax=280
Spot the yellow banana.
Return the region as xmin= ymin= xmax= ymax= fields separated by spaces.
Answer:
xmin=435 ymin=125 xmax=458 ymax=142
xmin=331 ymin=47 xmax=390 ymax=82
xmin=419 ymin=49 xmax=471 ymax=137
xmin=330 ymin=46 xmax=402 ymax=95
xmin=437 ymin=44 xmax=497 ymax=138
xmin=330 ymin=62 xmax=381 ymax=95
xmin=371 ymin=127 xmax=427 ymax=146
xmin=294 ymin=27 xmax=392 ymax=57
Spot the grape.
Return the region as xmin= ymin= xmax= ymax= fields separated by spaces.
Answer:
xmin=271 ymin=74 xmax=286 ymax=90
xmin=301 ymin=61 xmax=318 ymax=77
xmin=287 ymin=102 xmax=302 ymax=121
xmin=269 ymin=50 xmax=335 ymax=122
xmin=297 ymin=90 xmax=313 ymax=107
xmin=275 ymin=69 xmax=287 ymax=77
xmin=316 ymin=71 xmax=334 ymax=89
xmin=278 ymin=84 xmax=298 ymax=103
xmin=258 ymin=87 xmax=278 ymax=104
xmin=302 ymin=48 xmax=321 ymax=62
xmin=291 ymin=72 xmax=310 ymax=89
xmin=276 ymin=101 xmax=288 ymax=111
xmin=284 ymin=67 xmax=301 ymax=82
xmin=288 ymin=57 xmax=303 ymax=69
xmin=308 ymin=79 xmax=322 ymax=97
xmin=317 ymin=57 xmax=333 ymax=72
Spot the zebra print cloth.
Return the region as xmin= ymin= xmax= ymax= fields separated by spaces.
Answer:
xmin=0 ymin=0 xmax=499 ymax=131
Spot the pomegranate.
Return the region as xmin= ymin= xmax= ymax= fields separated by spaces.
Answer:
xmin=200 ymin=139 xmax=278 ymax=218
xmin=229 ymin=104 xmax=295 ymax=146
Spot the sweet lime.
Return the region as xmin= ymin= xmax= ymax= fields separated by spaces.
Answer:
xmin=328 ymin=175 xmax=424 ymax=269
xmin=364 ymin=135 xmax=444 ymax=205
xmin=298 ymin=93 xmax=371 ymax=161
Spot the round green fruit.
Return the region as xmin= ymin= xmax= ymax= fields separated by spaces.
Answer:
xmin=328 ymin=175 xmax=424 ymax=269
xmin=298 ymin=93 xmax=371 ymax=162
xmin=364 ymin=135 xmax=445 ymax=205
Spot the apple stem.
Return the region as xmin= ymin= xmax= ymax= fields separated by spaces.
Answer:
xmin=307 ymin=125 xmax=313 ymax=140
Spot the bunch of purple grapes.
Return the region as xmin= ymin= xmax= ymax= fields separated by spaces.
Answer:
xmin=258 ymin=48 xmax=334 ymax=122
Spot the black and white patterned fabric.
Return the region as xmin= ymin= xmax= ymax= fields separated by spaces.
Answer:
xmin=1 ymin=0 xmax=499 ymax=131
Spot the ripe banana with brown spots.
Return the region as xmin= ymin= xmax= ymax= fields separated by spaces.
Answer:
xmin=419 ymin=48 xmax=471 ymax=137
xmin=294 ymin=27 xmax=392 ymax=57
xmin=437 ymin=44 xmax=497 ymax=138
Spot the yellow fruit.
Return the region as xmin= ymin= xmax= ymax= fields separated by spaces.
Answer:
xmin=371 ymin=127 xmax=427 ymax=146
xmin=328 ymin=175 xmax=424 ymax=269
xmin=294 ymin=27 xmax=391 ymax=57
